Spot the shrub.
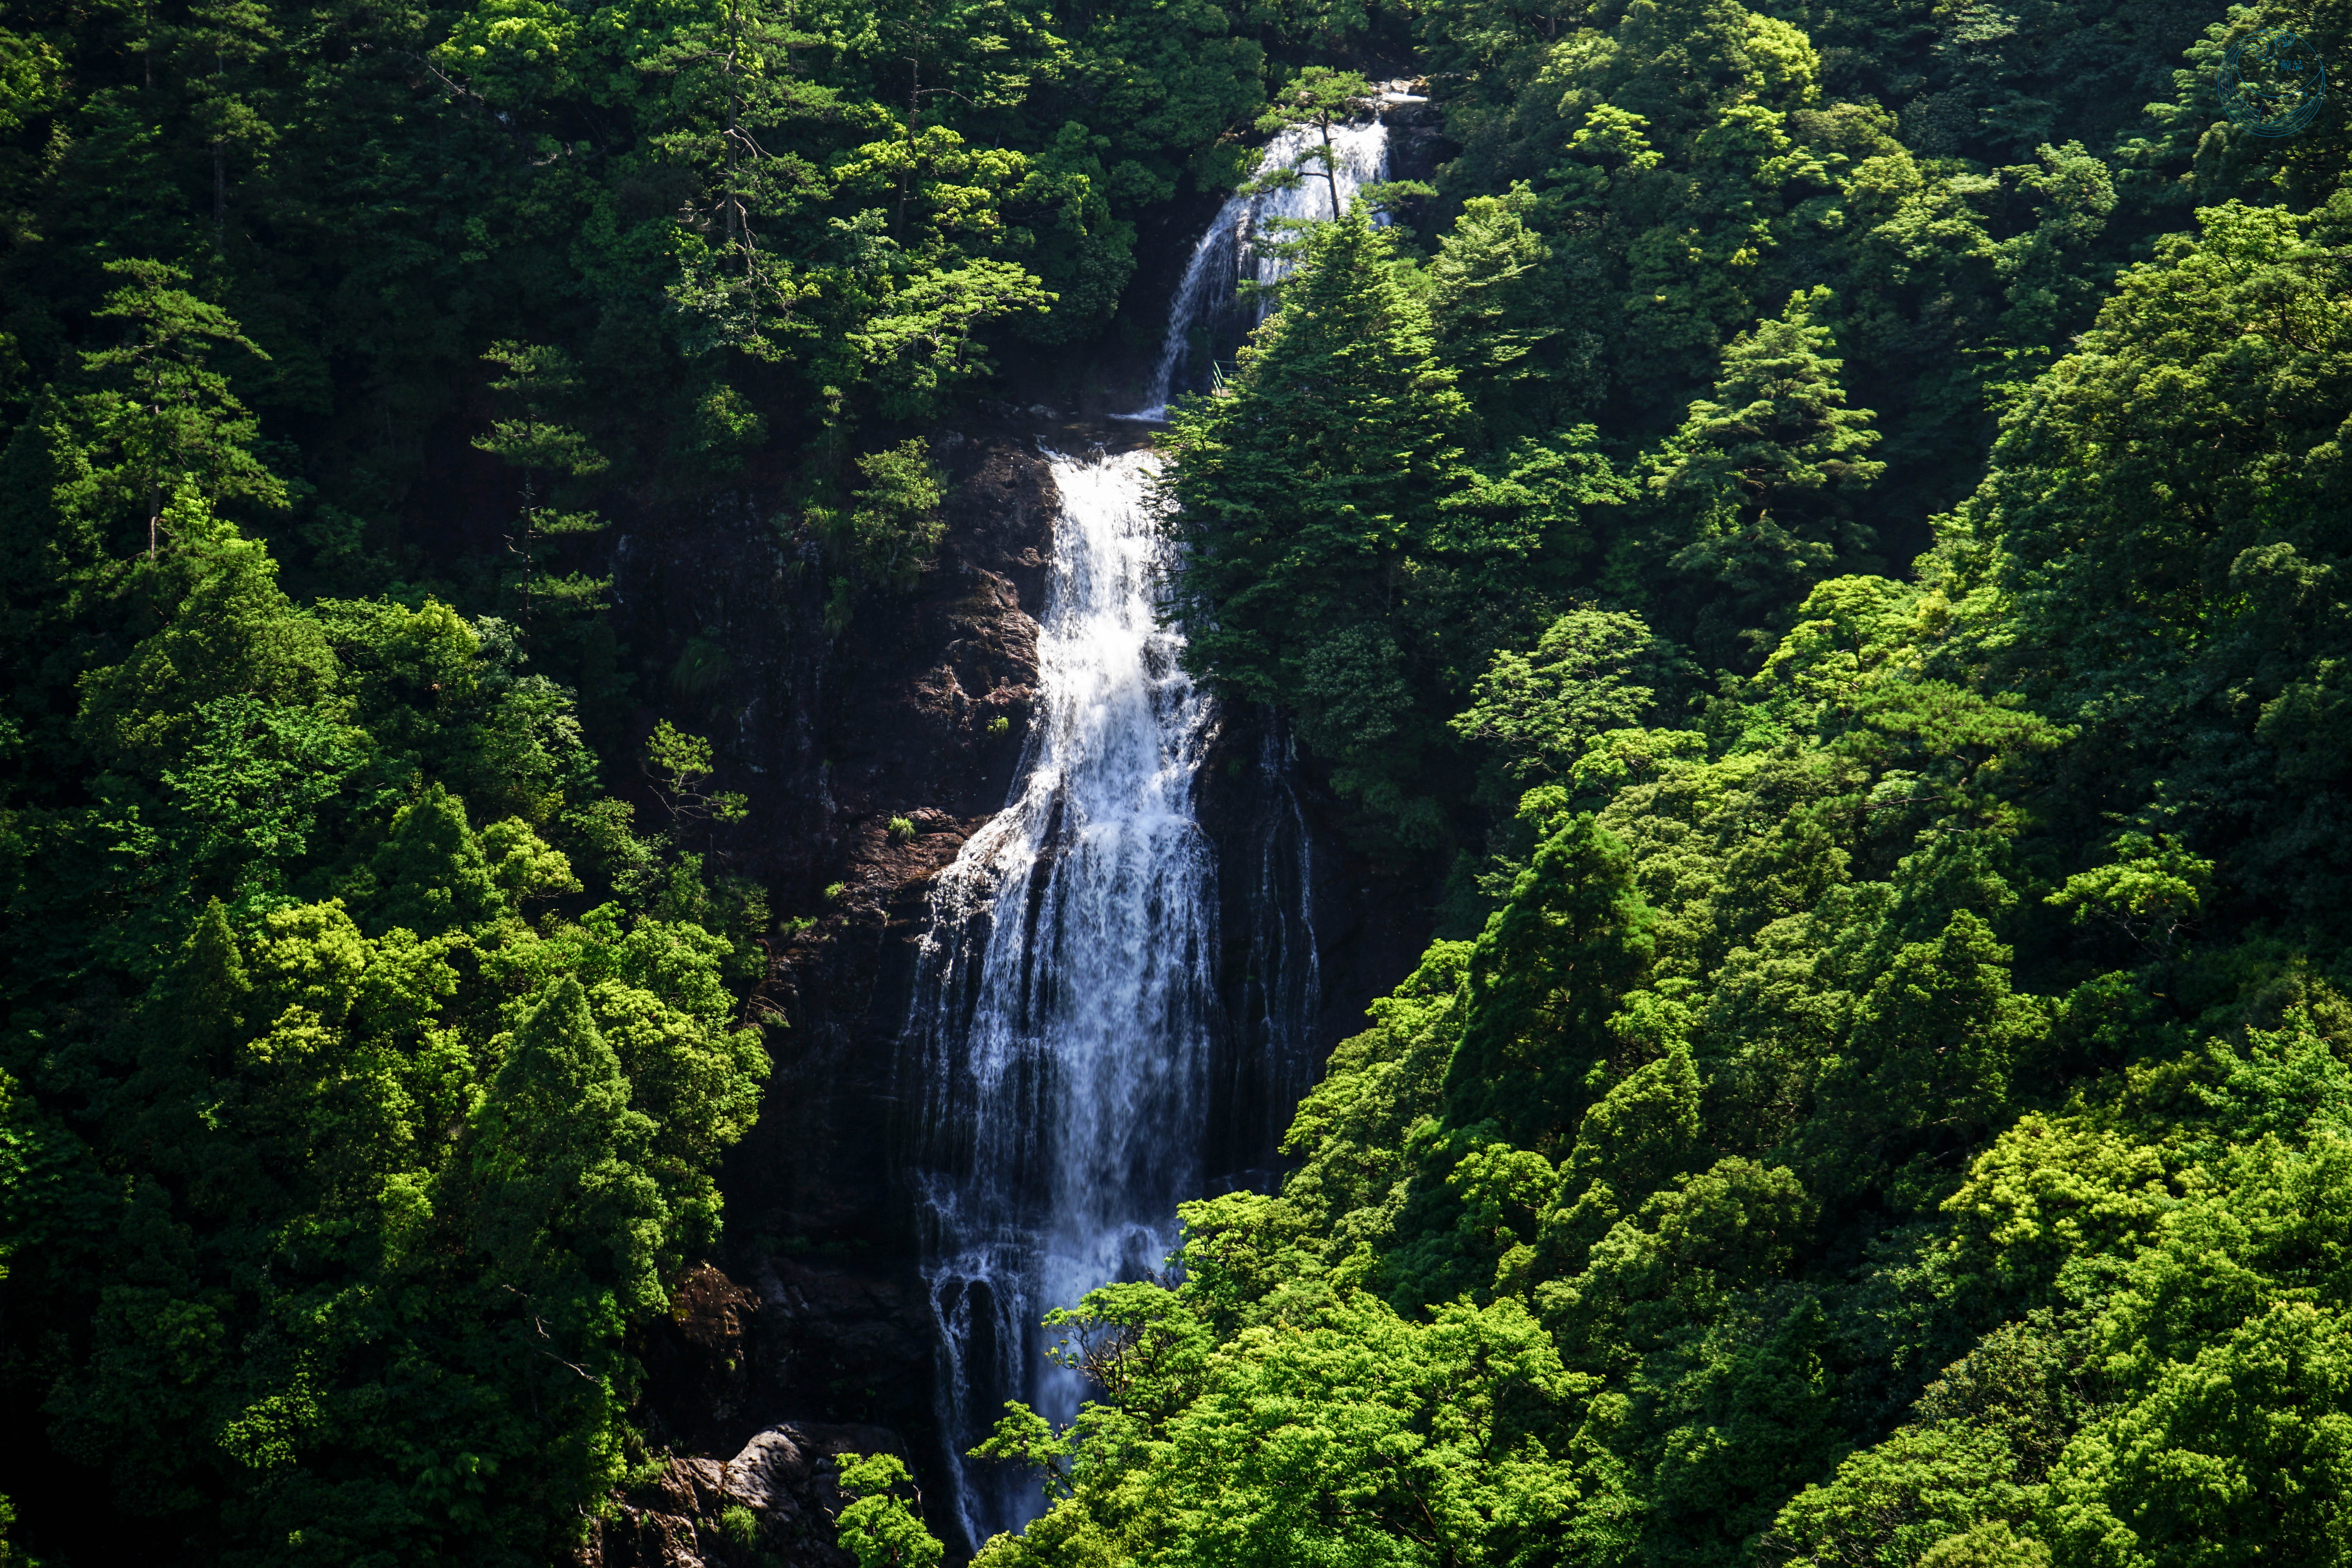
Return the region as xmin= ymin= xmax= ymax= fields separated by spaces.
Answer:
xmin=835 ymin=1454 xmax=942 ymax=1568
xmin=825 ymin=441 xmax=946 ymax=593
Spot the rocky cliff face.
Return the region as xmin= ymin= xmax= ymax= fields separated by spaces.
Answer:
xmin=606 ymin=423 xmax=1429 ymax=1558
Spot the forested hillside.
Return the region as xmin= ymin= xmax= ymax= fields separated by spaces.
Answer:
xmin=2 ymin=0 xmax=2348 ymax=1558
xmin=995 ymin=0 xmax=2352 ymax=1564
xmin=0 ymin=0 xmax=1278 ymax=1556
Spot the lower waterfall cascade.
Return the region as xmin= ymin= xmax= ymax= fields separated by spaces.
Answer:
xmin=900 ymin=446 xmax=1229 ymax=1548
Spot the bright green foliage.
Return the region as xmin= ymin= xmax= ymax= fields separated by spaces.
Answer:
xmin=78 ymin=536 xmax=340 ymax=771
xmin=364 ymin=784 xmax=510 ymax=935
xmin=0 ymin=319 xmax=773 ymax=1559
xmin=71 ymin=260 xmax=288 ymax=562
xmin=1016 ymin=93 xmax=2352 ymax=1558
xmin=842 ymin=438 xmax=949 ymax=591
xmin=1452 ymin=608 xmax=1685 ymax=786
xmin=1141 ymin=1292 xmax=1583 ymax=1566
xmin=811 ymin=436 xmax=949 ymax=631
xmin=1651 ymin=289 xmax=1884 ymax=523
xmin=1161 ymin=206 xmax=1472 ymax=838
xmin=643 ymin=720 xmax=752 ymax=841
xmin=38 ymin=886 xmax=764 ymax=1562
xmin=978 ymin=1283 xmax=1593 ymax=1568
xmin=1165 ymin=0 xmax=2279 ymax=826
xmin=13 ymin=863 xmax=768 ymax=1562
xmin=1945 ymin=195 xmax=2352 ymax=937
xmin=8 ymin=0 xmax=2352 ymax=1557
xmin=838 ymin=1454 xmax=946 ymax=1568
xmin=1796 ymin=910 xmax=2046 ymax=1199
xmin=0 ymin=0 xmax=1322 ymax=768
xmin=1162 ymin=205 xmax=1466 ymax=704
xmin=2045 ymin=834 xmax=2213 ymax=959
xmin=1919 ymin=1523 xmax=2052 ymax=1568
xmin=1277 ymin=941 xmax=1476 ymax=1259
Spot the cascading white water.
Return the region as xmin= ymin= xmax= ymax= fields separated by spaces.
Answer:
xmin=901 ymin=115 xmax=1383 ymax=1548
xmin=903 ymin=446 xmax=1221 ymax=1548
xmin=1116 ymin=119 xmax=1391 ymax=420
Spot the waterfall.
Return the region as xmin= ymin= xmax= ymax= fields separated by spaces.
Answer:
xmin=1116 ymin=118 xmax=1391 ymax=421
xmin=903 ymin=446 xmax=1224 ymax=1548
xmin=900 ymin=114 xmax=1383 ymax=1550
xmin=1221 ymin=728 xmax=1322 ymax=1184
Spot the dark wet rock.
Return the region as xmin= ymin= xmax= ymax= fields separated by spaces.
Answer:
xmin=641 ymin=1264 xmax=760 ymax=1453
xmin=601 ymin=436 xmax=1059 ymax=1530
xmin=740 ymin=1253 xmax=938 ymax=1432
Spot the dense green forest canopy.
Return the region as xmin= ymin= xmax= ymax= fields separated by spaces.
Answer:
xmin=3 ymin=0 xmax=2350 ymax=1559
xmin=1023 ymin=0 xmax=2352 ymax=1562
xmin=0 ymin=0 xmax=1292 ymax=1551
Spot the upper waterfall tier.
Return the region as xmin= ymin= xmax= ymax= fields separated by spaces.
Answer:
xmin=1117 ymin=118 xmax=1392 ymax=421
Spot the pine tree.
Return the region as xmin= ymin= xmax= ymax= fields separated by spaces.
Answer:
xmin=1251 ymin=66 xmax=1376 ymax=221
xmin=70 ymin=260 xmax=287 ymax=562
xmin=471 ymin=342 xmax=612 ymax=635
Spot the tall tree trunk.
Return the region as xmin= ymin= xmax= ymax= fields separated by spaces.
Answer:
xmin=897 ymin=54 xmax=920 ymax=240
xmin=1321 ymin=118 xmax=1340 ymax=220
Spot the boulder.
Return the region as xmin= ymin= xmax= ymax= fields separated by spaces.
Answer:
xmin=568 ymin=1421 xmax=916 ymax=1568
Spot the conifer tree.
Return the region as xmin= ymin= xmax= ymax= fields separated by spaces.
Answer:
xmin=1164 ymin=206 xmax=1467 ymax=688
xmin=1252 ymin=66 xmax=1376 ymax=220
xmin=363 ymin=784 xmax=508 ymax=936
xmin=1444 ymin=810 xmax=1654 ymax=1144
xmin=173 ymin=0 xmax=279 ymax=250
xmin=1650 ymin=285 xmax=1884 ymax=638
xmin=1654 ymin=285 xmax=1883 ymax=531
xmin=471 ymin=342 xmax=612 ymax=634
xmin=1163 ymin=205 xmax=1470 ymax=835
xmin=72 ymin=260 xmax=286 ymax=562
xmin=1450 ymin=607 xmax=1673 ymax=784
xmin=1426 ymin=182 xmax=1584 ymax=434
